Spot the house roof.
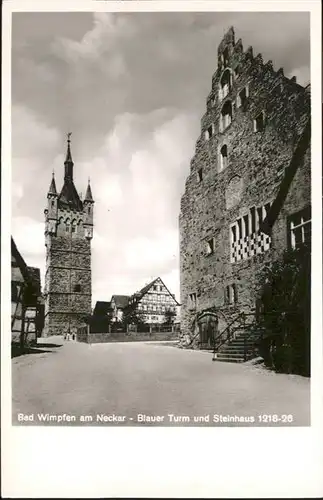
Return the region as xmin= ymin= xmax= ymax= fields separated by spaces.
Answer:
xmin=11 ymin=237 xmax=29 ymax=283
xmin=111 ymin=295 xmax=130 ymax=309
xmin=261 ymin=117 xmax=311 ymax=235
xmin=130 ymin=277 xmax=180 ymax=305
xmin=93 ymin=301 xmax=111 ymax=316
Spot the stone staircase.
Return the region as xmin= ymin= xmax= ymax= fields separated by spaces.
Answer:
xmin=213 ymin=326 xmax=261 ymax=363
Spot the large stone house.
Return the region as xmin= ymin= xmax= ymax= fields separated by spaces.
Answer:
xmin=11 ymin=237 xmax=44 ymax=346
xmin=43 ymin=135 xmax=94 ymax=337
xmin=179 ymin=27 xmax=311 ymax=348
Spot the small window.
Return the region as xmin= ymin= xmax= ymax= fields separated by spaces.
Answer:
xmin=74 ymin=284 xmax=81 ymax=292
xmin=206 ymin=238 xmax=215 ymax=256
xmin=254 ymin=112 xmax=265 ymax=132
xmin=188 ymin=293 xmax=197 ymax=309
xmin=222 ymin=47 xmax=229 ymax=66
xmin=237 ymin=87 xmax=249 ymax=108
xmin=289 ymin=206 xmax=311 ymax=249
xmin=51 ymin=200 xmax=55 ymax=207
xmin=220 ymin=145 xmax=228 ymax=170
xmin=220 ymin=101 xmax=232 ymax=131
xmin=225 ymin=284 xmax=238 ymax=305
xmin=205 ymin=124 xmax=214 ymax=141
xmin=88 ymin=206 xmax=91 ymax=214
xmin=197 ymin=169 xmax=203 ymax=182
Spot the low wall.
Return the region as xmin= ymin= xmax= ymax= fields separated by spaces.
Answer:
xmin=77 ymin=330 xmax=179 ymax=344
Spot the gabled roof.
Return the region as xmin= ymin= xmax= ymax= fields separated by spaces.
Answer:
xmin=11 ymin=238 xmax=42 ymax=299
xmin=130 ymin=277 xmax=180 ymax=305
xmin=11 ymin=237 xmax=29 ymax=283
xmin=261 ymin=118 xmax=311 ymax=235
xmin=58 ymin=180 xmax=83 ymax=211
xmin=93 ymin=301 xmax=111 ymax=316
xmin=111 ymin=295 xmax=130 ymax=309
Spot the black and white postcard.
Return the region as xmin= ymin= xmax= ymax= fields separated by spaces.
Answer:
xmin=2 ymin=0 xmax=322 ymax=497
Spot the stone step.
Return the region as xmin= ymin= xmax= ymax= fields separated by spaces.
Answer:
xmin=213 ymin=356 xmax=244 ymax=363
xmin=217 ymin=351 xmax=245 ymax=358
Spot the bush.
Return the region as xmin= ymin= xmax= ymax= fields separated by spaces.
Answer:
xmin=256 ymin=245 xmax=310 ymax=376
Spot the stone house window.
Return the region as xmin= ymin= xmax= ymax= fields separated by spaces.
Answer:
xmin=222 ymin=47 xmax=230 ymax=66
xmin=205 ymin=237 xmax=215 ymax=256
xmin=219 ymin=144 xmax=228 ymax=170
xmin=288 ymin=206 xmax=311 ymax=249
xmin=197 ymin=169 xmax=203 ymax=182
xmin=254 ymin=111 xmax=265 ymax=132
xmin=236 ymin=86 xmax=249 ymax=108
xmin=220 ymin=101 xmax=232 ymax=132
xmin=230 ymin=203 xmax=272 ymax=263
xmin=205 ymin=124 xmax=215 ymax=141
xmin=219 ymin=69 xmax=233 ymax=100
xmin=188 ymin=293 xmax=197 ymax=309
xmin=225 ymin=284 xmax=238 ymax=305
xmin=11 ymin=282 xmax=19 ymax=302
xmin=74 ymin=284 xmax=81 ymax=292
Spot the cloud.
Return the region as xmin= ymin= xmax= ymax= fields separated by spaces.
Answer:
xmin=11 ymin=12 xmax=310 ymax=307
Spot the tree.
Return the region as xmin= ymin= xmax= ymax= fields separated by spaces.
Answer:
xmin=256 ymin=244 xmax=310 ymax=376
xmin=122 ymin=304 xmax=146 ymax=330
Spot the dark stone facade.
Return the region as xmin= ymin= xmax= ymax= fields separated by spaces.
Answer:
xmin=179 ymin=27 xmax=311 ymax=343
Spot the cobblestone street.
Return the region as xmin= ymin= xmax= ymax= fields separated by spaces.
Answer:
xmin=12 ymin=336 xmax=310 ymax=426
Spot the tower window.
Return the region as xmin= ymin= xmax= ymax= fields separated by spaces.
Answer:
xmin=197 ymin=169 xmax=203 ymax=182
xmin=220 ymin=101 xmax=232 ymax=131
xmin=254 ymin=111 xmax=265 ymax=132
xmin=51 ymin=200 xmax=55 ymax=207
xmin=74 ymin=284 xmax=81 ymax=292
xmin=220 ymin=145 xmax=228 ymax=170
xmin=88 ymin=207 xmax=91 ymax=214
xmin=65 ymin=219 xmax=70 ymax=232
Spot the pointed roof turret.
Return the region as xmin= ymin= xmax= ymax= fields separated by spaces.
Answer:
xmin=84 ymin=178 xmax=94 ymax=202
xmin=48 ymin=172 xmax=57 ymax=196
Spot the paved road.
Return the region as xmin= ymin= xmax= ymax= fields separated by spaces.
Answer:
xmin=12 ymin=336 xmax=310 ymax=426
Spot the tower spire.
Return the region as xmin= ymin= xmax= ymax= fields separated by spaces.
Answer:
xmin=64 ymin=132 xmax=74 ymax=181
xmin=84 ymin=177 xmax=94 ymax=202
xmin=48 ymin=170 xmax=57 ymax=196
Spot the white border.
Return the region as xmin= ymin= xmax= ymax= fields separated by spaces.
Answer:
xmin=2 ymin=1 xmax=322 ymax=498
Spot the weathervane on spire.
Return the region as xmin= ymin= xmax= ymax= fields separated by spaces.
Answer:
xmin=67 ymin=132 xmax=72 ymax=143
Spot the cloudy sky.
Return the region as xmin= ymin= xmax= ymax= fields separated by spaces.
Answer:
xmin=11 ymin=10 xmax=310 ymax=306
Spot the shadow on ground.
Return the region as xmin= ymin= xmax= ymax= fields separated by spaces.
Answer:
xmin=11 ymin=343 xmax=62 ymax=359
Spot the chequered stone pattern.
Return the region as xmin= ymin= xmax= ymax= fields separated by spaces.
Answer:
xmin=231 ymin=231 xmax=271 ymax=263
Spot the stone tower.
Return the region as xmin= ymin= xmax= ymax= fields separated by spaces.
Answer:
xmin=43 ymin=134 xmax=94 ymax=337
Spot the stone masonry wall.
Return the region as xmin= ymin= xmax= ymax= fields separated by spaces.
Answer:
xmin=44 ymin=215 xmax=92 ymax=336
xmin=179 ymin=27 xmax=311 ymax=341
